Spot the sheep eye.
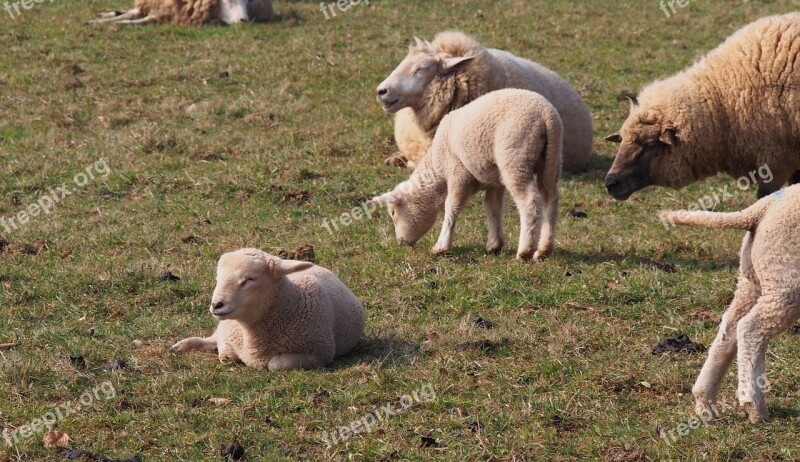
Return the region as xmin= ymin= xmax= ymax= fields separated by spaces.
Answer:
xmin=240 ymin=277 xmax=254 ymax=287
xmin=644 ymin=139 xmax=660 ymax=148
xmin=390 ymin=209 xmax=396 ymax=217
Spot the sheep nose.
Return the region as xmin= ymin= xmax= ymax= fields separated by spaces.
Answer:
xmin=604 ymin=174 xmax=621 ymax=192
xmin=377 ymin=87 xmax=388 ymax=97
xmin=212 ymin=301 xmax=225 ymax=310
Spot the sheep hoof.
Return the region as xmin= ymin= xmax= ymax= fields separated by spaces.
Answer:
xmin=740 ymin=402 xmax=769 ymax=423
xmin=168 ymin=344 xmax=185 ymax=354
xmin=533 ymin=250 xmax=551 ymax=262
xmin=515 ymin=252 xmax=532 ymax=261
xmin=431 ymin=246 xmax=450 ymax=255
xmin=485 ymin=244 xmax=504 ymax=255
xmin=384 ymin=154 xmax=409 ymax=167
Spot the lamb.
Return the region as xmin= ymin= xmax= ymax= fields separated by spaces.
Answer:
xmin=170 ymin=249 xmax=366 ymax=371
xmin=660 ymin=184 xmax=800 ymax=422
xmin=376 ymin=31 xmax=592 ymax=172
xmin=372 ymin=89 xmax=562 ymax=261
xmin=605 ymin=13 xmax=800 ymax=201
xmin=89 ymin=0 xmax=273 ymax=26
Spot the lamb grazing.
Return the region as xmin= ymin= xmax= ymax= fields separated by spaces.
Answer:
xmin=89 ymin=0 xmax=273 ymax=26
xmin=170 ymin=249 xmax=366 ymax=371
xmin=373 ymin=89 xmax=562 ymax=261
xmin=660 ymin=184 xmax=800 ymax=422
xmin=376 ymin=31 xmax=592 ymax=172
xmin=605 ymin=13 xmax=800 ymax=201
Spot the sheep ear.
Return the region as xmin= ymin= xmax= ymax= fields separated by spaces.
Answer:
xmin=625 ymin=94 xmax=639 ymax=107
xmin=660 ymin=129 xmax=678 ymax=146
xmin=272 ymin=259 xmax=314 ymax=279
xmin=441 ymin=56 xmax=474 ymax=74
xmin=605 ymin=132 xmax=622 ymax=143
xmin=413 ymin=36 xmax=425 ymax=47
xmin=372 ymin=191 xmax=404 ymax=206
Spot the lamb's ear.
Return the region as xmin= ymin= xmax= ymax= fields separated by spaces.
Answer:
xmin=274 ymin=259 xmax=314 ymax=278
xmin=441 ymin=56 xmax=474 ymax=74
xmin=604 ymin=132 xmax=623 ymax=143
xmin=660 ymin=128 xmax=678 ymax=146
xmin=372 ymin=191 xmax=405 ymax=206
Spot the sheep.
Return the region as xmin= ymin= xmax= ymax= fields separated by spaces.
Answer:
xmin=89 ymin=0 xmax=273 ymax=26
xmin=170 ymin=249 xmax=366 ymax=371
xmin=376 ymin=31 xmax=592 ymax=172
xmin=660 ymin=184 xmax=800 ymax=422
xmin=372 ymin=89 xmax=562 ymax=261
xmin=605 ymin=13 xmax=800 ymax=201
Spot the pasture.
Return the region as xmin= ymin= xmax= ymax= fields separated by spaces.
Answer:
xmin=2 ymin=1 xmax=800 ymax=460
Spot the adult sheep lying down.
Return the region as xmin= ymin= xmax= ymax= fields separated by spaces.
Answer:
xmin=376 ymin=31 xmax=593 ymax=172
xmin=90 ymin=0 xmax=273 ymax=25
xmin=170 ymin=249 xmax=365 ymax=371
xmin=605 ymin=13 xmax=800 ymax=200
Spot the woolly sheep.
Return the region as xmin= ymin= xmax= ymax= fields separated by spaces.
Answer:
xmin=373 ymin=89 xmax=562 ymax=261
xmin=605 ymin=13 xmax=800 ymax=201
xmin=90 ymin=0 xmax=273 ymax=26
xmin=376 ymin=31 xmax=592 ymax=172
xmin=660 ymin=185 xmax=800 ymax=422
xmin=170 ymin=249 xmax=366 ymax=371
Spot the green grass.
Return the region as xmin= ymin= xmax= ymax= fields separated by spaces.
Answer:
xmin=2 ymin=1 xmax=800 ymax=460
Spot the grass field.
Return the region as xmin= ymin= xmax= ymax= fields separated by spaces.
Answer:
xmin=2 ymin=1 xmax=800 ymax=460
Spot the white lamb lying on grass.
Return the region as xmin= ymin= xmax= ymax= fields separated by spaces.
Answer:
xmin=90 ymin=0 xmax=273 ymax=26
xmin=373 ymin=89 xmax=562 ymax=261
xmin=660 ymin=184 xmax=800 ymax=422
xmin=170 ymin=249 xmax=366 ymax=371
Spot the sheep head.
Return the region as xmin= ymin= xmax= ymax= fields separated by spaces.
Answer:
xmin=210 ymin=249 xmax=313 ymax=322
xmin=373 ymin=181 xmax=441 ymax=247
xmin=604 ymin=102 xmax=689 ymax=200
xmin=376 ymin=36 xmax=475 ymax=113
xmin=218 ymin=0 xmax=250 ymax=24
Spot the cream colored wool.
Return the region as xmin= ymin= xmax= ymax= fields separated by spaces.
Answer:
xmin=606 ymin=13 xmax=800 ymax=200
xmin=170 ymin=249 xmax=366 ymax=371
xmin=377 ymin=31 xmax=592 ymax=172
xmin=90 ymin=0 xmax=273 ymax=25
xmin=660 ymin=184 xmax=800 ymax=422
xmin=374 ymin=89 xmax=562 ymax=261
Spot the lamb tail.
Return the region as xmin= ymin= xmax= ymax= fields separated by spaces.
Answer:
xmin=659 ymin=196 xmax=774 ymax=231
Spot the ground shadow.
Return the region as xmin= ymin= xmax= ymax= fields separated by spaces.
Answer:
xmin=561 ymin=152 xmax=615 ymax=186
xmin=422 ymin=246 xmax=739 ymax=272
xmin=270 ymin=10 xmax=303 ymax=24
xmin=330 ymin=333 xmax=421 ymax=370
xmin=766 ymin=405 xmax=800 ymax=421
xmin=556 ymin=248 xmax=739 ymax=272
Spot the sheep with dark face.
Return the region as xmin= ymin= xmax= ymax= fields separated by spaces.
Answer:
xmin=605 ymin=13 xmax=800 ymax=201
